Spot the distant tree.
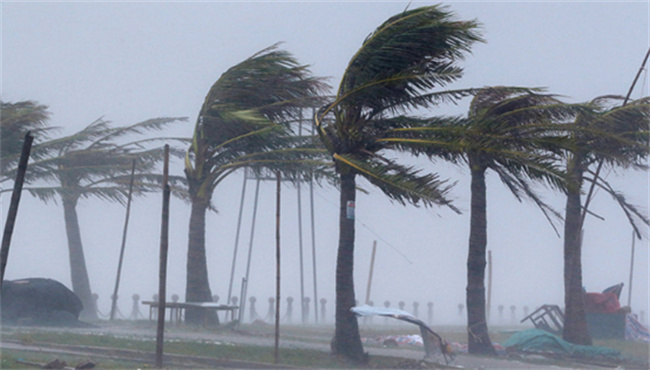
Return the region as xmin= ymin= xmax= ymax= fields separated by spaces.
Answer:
xmin=314 ymin=5 xmax=482 ymax=362
xmin=19 ymin=117 xmax=187 ymax=319
xmin=561 ymin=96 xmax=649 ymax=345
xmin=1 ymin=100 xmax=52 ymax=184
xmin=183 ymin=45 xmax=328 ymax=325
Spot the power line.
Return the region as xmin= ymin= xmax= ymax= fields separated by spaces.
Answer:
xmin=311 ymin=189 xmax=413 ymax=265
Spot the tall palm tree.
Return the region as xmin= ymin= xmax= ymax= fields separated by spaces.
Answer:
xmin=20 ymin=117 xmax=187 ymax=319
xmin=561 ymin=95 xmax=649 ymax=345
xmin=314 ymin=5 xmax=482 ymax=362
xmin=456 ymin=87 xmax=579 ymax=354
xmin=1 ymin=100 xmax=52 ymax=184
xmin=183 ymin=44 xmax=328 ymax=325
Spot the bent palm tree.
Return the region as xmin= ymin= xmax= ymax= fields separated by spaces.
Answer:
xmin=457 ymin=87 xmax=579 ymax=354
xmin=20 ymin=117 xmax=187 ymax=319
xmin=314 ymin=5 xmax=482 ymax=362
xmin=184 ymin=44 xmax=328 ymax=325
xmin=561 ymin=96 xmax=649 ymax=345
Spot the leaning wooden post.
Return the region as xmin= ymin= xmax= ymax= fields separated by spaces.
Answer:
xmin=365 ymin=241 xmax=377 ymax=304
xmin=155 ymin=145 xmax=170 ymax=368
xmin=274 ymin=171 xmax=281 ymax=364
xmin=0 ymin=132 xmax=34 ymax=287
xmin=110 ymin=159 xmax=137 ymax=321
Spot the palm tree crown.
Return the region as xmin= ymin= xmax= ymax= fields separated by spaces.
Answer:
xmin=561 ymin=95 xmax=649 ymax=345
xmin=183 ymin=44 xmax=330 ymax=325
xmin=21 ymin=116 xmax=187 ymax=319
xmin=1 ymin=101 xmax=52 ymax=183
xmin=315 ymin=5 xmax=482 ymax=363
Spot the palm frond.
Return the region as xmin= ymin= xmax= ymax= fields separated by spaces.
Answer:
xmin=583 ymin=170 xmax=649 ymax=238
xmin=337 ymin=5 xmax=482 ymax=117
xmin=334 ymin=153 xmax=459 ymax=212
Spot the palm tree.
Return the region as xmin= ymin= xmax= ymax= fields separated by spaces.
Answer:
xmin=1 ymin=100 xmax=52 ymax=184
xmin=455 ymin=87 xmax=582 ymax=354
xmin=183 ymin=44 xmax=328 ymax=325
xmin=20 ymin=117 xmax=187 ymax=319
xmin=314 ymin=5 xmax=482 ymax=362
xmin=561 ymin=96 xmax=649 ymax=345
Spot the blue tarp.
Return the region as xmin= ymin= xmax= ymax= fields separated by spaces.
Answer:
xmin=504 ymin=329 xmax=620 ymax=360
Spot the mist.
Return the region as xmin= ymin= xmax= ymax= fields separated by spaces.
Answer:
xmin=2 ymin=1 xmax=648 ymax=327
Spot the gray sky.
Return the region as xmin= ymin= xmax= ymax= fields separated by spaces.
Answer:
xmin=2 ymin=1 xmax=649 ymax=324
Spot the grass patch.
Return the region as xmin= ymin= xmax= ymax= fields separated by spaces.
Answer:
xmin=1 ymin=349 xmax=149 ymax=369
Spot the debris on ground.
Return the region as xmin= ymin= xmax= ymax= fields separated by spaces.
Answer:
xmin=503 ymin=328 xmax=621 ymax=364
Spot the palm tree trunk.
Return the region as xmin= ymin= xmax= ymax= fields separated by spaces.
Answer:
xmin=466 ymin=161 xmax=496 ymax=355
xmin=331 ymin=171 xmax=366 ymax=363
xmin=61 ymin=195 xmax=97 ymax=320
xmin=185 ymin=196 xmax=217 ymax=325
xmin=562 ymin=161 xmax=592 ymax=345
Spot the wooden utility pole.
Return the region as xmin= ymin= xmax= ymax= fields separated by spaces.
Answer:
xmin=487 ymin=250 xmax=492 ymax=319
xmin=627 ymin=231 xmax=635 ymax=307
xmin=365 ymin=241 xmax=377 ymax=304
xmin=0 ymin=132 xmax=34 ymax=287
xmin=110 ymin=159 xmax=136 ymax=321
xmin=155 ymin=145 xmax=170 ymax=368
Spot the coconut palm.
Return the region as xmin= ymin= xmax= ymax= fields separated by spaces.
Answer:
xmin=314 ymin=5 xmax=482 ymax=362
xmin=561 ymin=95 xmax=649 ymax=345
xmin=1 ymin=100 xmax=53 ymax=184
xmin=455 ymin=87 xmax=581 ymax=354
xmin=20 ymin=117 xmax=187 ymax=319
xmin=183 ymin=44 xmax=328 ymax=325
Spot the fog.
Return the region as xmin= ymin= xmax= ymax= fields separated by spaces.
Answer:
xmin=2 ymin=1 xmax=648 ymax=326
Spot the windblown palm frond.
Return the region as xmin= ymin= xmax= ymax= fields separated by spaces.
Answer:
xmin=1 ymin=100 xmax=54 ymax=178
xmin=20 ymin=116 xmax=188 ymax=203
xmin=334 ymin=153 xmax=458 ymax=211
xmin=337 ymin=5 xmax=482 ymax=117
xmin=186 ymin=44 xmax=330 ymax=202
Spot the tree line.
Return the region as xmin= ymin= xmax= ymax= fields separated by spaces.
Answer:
xmin=1 ymin=4 xmax=648 ymax=363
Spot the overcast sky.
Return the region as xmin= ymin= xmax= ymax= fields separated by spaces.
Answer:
xmin=2 ymin=1 xmax=649 ymax=325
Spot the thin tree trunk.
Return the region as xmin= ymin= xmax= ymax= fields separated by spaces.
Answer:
xmin=185 ymin=196 xmax=217 ymax=325
xmin=331 ymin=172 xmax=366 ymax=363
xmin=61 ymin=195 xmax=97 ymax=320
xmin=562 ymin=160 xmax=592 ymax=345
xmin=466 ymin=161 xmax=496 ymax=355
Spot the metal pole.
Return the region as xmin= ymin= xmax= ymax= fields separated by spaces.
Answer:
xmin=274 ymin=171 xmax=281 ymax=364
xmin=309 ymin=115 xmax=319 ymax=323
xmin=227 ymin=173 xmax=248 ymax=307
xmin=110 ymin=159 xmax=136 ymax=321
xmin=365 ymin=241 xmax=377 ymax=304
xmin=627 ymin=231 xmax=635 ymax=307
xmin=296 ymin=119 xmax=306 ymax=324
xmin=241 ymin=178 xmax=261 ymax=320
xmin=155 ymin=145 xmax=170 ymax=368
xmin=309 ymin=174 xmax=319 ymax=323
xmin=0 ymin=132 xmax=33 ymax=286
